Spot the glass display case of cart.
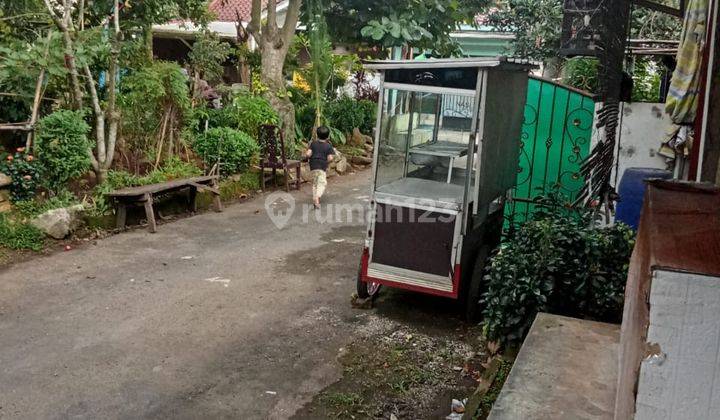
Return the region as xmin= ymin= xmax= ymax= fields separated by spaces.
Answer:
xmin=357 ymin=58 xmax=535 ymax=319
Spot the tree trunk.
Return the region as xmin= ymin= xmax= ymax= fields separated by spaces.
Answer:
xmin=145 ymin=26 xmax=154 ymax=61
xmin=96 ymin=168 xmax=108 ymax=185
xmin=63 ymin=32 xmax=84 ymax=110
xmin=248 ymin=0 xmax=301 ymax=150
xmin=260 ymin=43 xmax=296 ymax=146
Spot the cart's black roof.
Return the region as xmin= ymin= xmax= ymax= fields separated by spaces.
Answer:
xmin=363 ymin=56 xmax=538 ymax=71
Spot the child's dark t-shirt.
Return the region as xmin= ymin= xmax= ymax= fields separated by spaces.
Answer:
xmin=309 ymin=140 xmax=335 ymax=171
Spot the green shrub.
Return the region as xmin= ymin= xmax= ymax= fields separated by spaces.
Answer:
xmin=207 ymin=93 xmax=279 ymax=138
xmin=1 ymin=148 xmax=42 ymax=202
xmin=119 ymin=61 xmax=191 ymax=157
xmin=193 ymin=127 xmax=259 ymax=176
xmin=89 ymin=158 xmax=203 ymax=217
xmin=35 ymin=110 xmax=93 ymax=191
xmin=562 ymin=57 xmax=600 ymax=94
xmin=150 ymin=156 xmax=203 ymax=181
xmin=188 ymin=32 xmax=231 ymax=83
xmin=0 ymin=214 xmax=45 ymax=251
xmin=295 ymin=103 xmax=317 ymax=141
xmin=104 ymin=158 xmax=202 ymax=190
xmin=326 ymin=97 xmax=377 ymax=136
xmin=482 ymin=200 xmax=635 ymax=345
xmin=14 ymin=190 xmax=79 ymax=217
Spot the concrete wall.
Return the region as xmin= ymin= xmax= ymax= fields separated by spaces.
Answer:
xmin=614 ymin=102 xmax=670 ymax=183
xmin=590 ymin=102 xmax=671 ymax=185
xmin=635 ymin=269 xmax=720 ymax=419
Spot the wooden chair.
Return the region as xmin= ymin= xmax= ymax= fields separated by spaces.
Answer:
xmin=259 ymin=124 xmax=301 ymax=192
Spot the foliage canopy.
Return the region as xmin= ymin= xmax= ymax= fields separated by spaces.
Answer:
xmin=320 ymin=0 xmax=489 ymax=56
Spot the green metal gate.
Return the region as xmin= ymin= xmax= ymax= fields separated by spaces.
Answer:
xmin=505 ymin=76 xmax=595 ymax=225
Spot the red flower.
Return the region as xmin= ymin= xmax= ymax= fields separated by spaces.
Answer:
xmin=26 ymin=155 xmax=34 ymax=162
xmin=6 ymin=155 xmax=13 ymax=161
xmin=16 ymin=147 xmax=25 ymax=153
xmin=23 ymin=175 xmax=32 ymax=180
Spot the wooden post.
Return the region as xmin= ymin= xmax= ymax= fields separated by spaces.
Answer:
xmin=212 ymin=179 xmax=223 ymax=212
xmin=188 ymin=186 xmax=198 ymax=213
xmin=115 ymin=202 xmax=127 ymax=230
xmin=142 ymin=193 xmax=157 ymax=233
xmin=699 ymin=0 xmax=720 ymax=182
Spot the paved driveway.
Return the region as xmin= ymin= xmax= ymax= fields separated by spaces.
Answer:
xmin=0 ymin=172 xmax=373 ymax=419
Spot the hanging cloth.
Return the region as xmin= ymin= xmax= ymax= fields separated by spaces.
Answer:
xmin=662 ymin=0 xmax=709 ymax=156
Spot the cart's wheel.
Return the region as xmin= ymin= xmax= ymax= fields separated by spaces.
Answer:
xmin=356 ymin=261 xmax=381 ymax=299
xmin=465 ymin=246 xmax=490 ymax=321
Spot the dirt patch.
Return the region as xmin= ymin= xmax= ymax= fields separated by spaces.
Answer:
xmin=293 ymin=305 xmax=487 ymax=420
xmin=279 ymin=225 xmax=365 ymax=278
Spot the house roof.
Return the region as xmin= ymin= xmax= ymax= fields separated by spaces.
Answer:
xmin=209 ymin=0 xmax=283 ymax=22
xmin=363 ymin=57 xmax=537 ymax=71
xmin=209 ymin=0 xmax=255 ymax=22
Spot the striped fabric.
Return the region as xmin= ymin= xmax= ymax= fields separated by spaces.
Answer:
xmin=663 ymin=0 xmax=708 ymax=154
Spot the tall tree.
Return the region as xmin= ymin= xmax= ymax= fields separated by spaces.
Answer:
xmin=322 ymin=0 xmax=488 ymax=57
xmin=485 ymin=0 xmax=682 ymax=62
xmin=36 ymin=0 xmax=208 ymax=182
xmin=306 ymin=0 xmax=332 ymax=127
xmin=247 ymin=0 xmax=302 ymax=145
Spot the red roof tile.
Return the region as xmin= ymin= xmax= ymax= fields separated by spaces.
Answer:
xmin=209 ymin=0 xmax=278 ymax=22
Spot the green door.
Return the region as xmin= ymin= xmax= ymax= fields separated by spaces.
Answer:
xmin=505 ymin=77 xmax=595 ymax=225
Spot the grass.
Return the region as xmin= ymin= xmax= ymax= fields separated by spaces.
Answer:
xmin=319 ymin=392 xmax=364 ymax=418
xmin=14 ymin=190 xmax=80 ymax=218
xmin=0 ymin=214 xmax=45 ymax=251
xmin=478 ymin=359 xmax=513 ymax=418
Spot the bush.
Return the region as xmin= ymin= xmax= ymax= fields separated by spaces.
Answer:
xmin=0 ymin=214 xmax=45 ymax=251
xmin=562 ymin=57 xmax=600 ymax=94
xmin=35 ymin=110 xmax=93 ymax=191
xmin=89 ymin=158 xmax=203 ymax=217
xmin=119 ymin=61 xmax=191 ymax=158
xmin=207 ymin=93 xmax=279 ymax=138
xmin=105 ymin=157 xmax=202 ymax=189
xmin=192 ymin=127 xmax=259 ymax=176
xmin=482 ymin=201 xmax=635 ymax=345
xmin=1 ymin=148 xmax=41 ymax=202
xmin=295 ymin=103 xmax=317 ymax=141
xmin=326 ymin=96 xmax=377 ymax=136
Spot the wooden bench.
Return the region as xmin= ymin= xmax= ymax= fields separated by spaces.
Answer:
xmin=106 ymin=175 xmax=222 ymax=233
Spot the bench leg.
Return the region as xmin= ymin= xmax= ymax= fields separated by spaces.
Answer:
xmin=116 ymin=204 xmax=127 ymax=230
xmin=260 ymin=162 xmax=265 ymax=192
xmin=212 ymin=180 xmax=223 ymax=212
xmin=295 ymin=166 xmax=301 ymax=190
xmin=143 ymin=193 xmax=157 ymax=233
xmin=284 ymin=167 xmax=290 ymax=192
xmin=188 ymin=186 xmax=198 ymax=213
xmin=272 ymin=167 xmax=277 ymax=188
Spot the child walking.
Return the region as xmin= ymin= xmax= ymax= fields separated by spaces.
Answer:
xmin=305 ymin=126 xmax=335 ymax=209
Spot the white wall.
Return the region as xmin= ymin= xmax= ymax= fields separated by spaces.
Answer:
xmin=614 ymin=102 xmax=671 ymax=183
xmin=635 ymin=269 xmax=720 ymax=419
xmin=590 ymin=102 xmax=672 ymax=186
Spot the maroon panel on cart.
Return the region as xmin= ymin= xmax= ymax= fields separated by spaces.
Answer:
xmin=372 ymin=203 xmax=456 ymax=276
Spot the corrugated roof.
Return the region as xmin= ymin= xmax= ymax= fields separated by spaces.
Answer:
xmin=363 ymin=57 xmax=537 ymax=70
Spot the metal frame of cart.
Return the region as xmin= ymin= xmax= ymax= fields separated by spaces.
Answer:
xmin=356 ymin=58 xmax=533 ymax=317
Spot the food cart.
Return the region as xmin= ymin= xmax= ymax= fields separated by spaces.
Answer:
xmin=356 ymin=58 xmax=533 ymax=318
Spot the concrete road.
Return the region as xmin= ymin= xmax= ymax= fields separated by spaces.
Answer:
xmin=0 ymin=172 xmax=375 ymax=419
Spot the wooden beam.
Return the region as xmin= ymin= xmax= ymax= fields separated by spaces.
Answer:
xmin=633 ymin=0 xmax=683 ymax=17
